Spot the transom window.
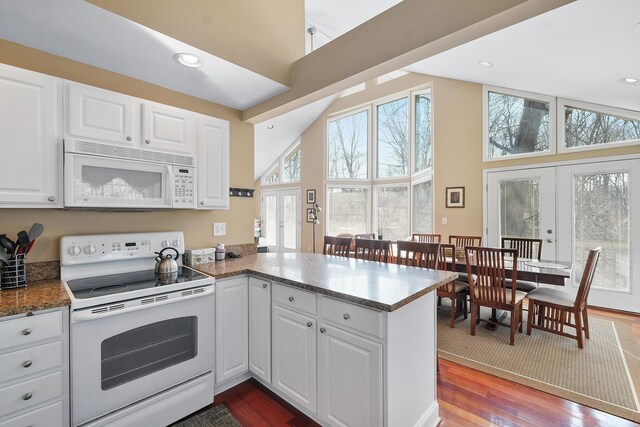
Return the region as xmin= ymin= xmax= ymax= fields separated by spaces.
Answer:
xmin=262 ymin=140 xmax=301 ymax=185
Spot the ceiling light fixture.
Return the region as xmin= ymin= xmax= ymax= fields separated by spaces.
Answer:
xmin=478 ymin=61 xmax=493 ymax=67
xmin=267 ymin=124 xmax=275 ymax=130
xmin=635 ymin=22 xmax=640 ymax=33
xmin=174 ymin=53 xmax=203 ymax=68
xmin=620 ymin=77 xmax=639 ymax=85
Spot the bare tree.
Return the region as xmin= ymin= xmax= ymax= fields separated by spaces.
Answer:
xmin=328 ymin=112 xmax=367 ymax=179
xmin=377 ymin=98 xmax=408 ymax=177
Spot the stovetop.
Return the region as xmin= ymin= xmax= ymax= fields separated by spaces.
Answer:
xmin=66 ymin=266 xmax=209 ymax=300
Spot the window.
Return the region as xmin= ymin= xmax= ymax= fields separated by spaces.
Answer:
xmin=412 ymin=179 xmax=433 ymax=234
xmin=283 ymin=144 xmax=301 ymax=182
xmin=376 ymin=97 xmax=409 ymax=178
xmin=483 ymin=86 xmax=556 ymax=161
xmin=414 ymin=91 xmax=432 ymax=174
xmin=327 ymin=110 xmax=368 ymax=179
xmin=559 ymin=99 xmax=640 ymax=152
xmin=263 ymin=166 xmax=279 ymax=185
xmin=326 ymin=186 xmax=370 ymax=236
xmin=375 ymin=185 xmax=409 ymax=241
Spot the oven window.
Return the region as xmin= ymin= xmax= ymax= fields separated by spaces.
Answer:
xmin=101 ymin=317 xmax=197 ymax=390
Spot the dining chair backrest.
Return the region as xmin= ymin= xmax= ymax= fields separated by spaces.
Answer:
xmin=396 ymin=241 xmax=440 ymax=268
xmin=438 ymin=243 xmax=457 ymax=272
xmin=449 ymin=235 xmax=482 ymax=248
xmin=574 ymin=247 xmax=601 ymax=311
xmin=412 ymin=233 xmax=442 ymax=243
xmin=322 ymin=236 xmax=352 ymax=257
xmin=355 ymin=233 xmax=375 ymax=239
xmin=465 ymin=246 xmax=518 ymax=305
xmin=501 ymin=237 xmax=542 ymax=260
xmin=355 ymin=238 xmax=390 ymax=263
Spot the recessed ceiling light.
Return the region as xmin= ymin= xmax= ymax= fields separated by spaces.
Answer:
xmin=620 ymin=77 xmax=639 ymax=85
xmin=174 ymin=53 xmax=203 ymax=68
xmin=478 ymin=61 xmax=493 ymax=67
xmin=635 ymin=22 xmax=640 ymax=32
xmin=267 ymin=124 xmax=275 ymax=130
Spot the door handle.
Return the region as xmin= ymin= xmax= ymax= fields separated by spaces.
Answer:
xmin=546 ymin=238 xmax=554 ymax=243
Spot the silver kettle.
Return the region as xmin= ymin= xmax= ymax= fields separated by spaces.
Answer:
xmin=154 ymin=247 xmax=180 ymax=274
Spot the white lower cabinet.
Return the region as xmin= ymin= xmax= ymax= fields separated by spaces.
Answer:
xmin=272 ymin=304 xmax=317 ymax=413
xmin=318 ymin=324 xmax=382 ymax=427
xmin=215 ymin=277 xmax=249 ymax=384
xmin=248 ymin=277 xmax=271 ymax=382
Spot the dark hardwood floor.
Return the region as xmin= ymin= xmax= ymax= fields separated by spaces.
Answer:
xmin=212 ymin=308 xmax=639 ymax=426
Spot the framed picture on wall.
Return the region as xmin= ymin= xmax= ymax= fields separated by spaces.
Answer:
xmin=306 ymin=189 xmax=316 ymax=204
xmin=306 ymin=208 xmax=315 ymax=223
xmin=446 ymin=186 xmax=465 ymax=208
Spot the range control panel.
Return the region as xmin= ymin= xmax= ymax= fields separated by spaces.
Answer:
xmin=173 ymin=167 xmax=195 ymax=208
xmin=60 ymin=232 xmax=184 ymax=265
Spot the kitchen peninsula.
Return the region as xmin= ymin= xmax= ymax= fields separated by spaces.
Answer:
xmin=195 ymin=253 xmax=457 ymax=427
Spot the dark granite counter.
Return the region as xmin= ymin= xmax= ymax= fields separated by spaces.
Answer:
xmin=192 ymin=253 xmax=457 ymax=312
xmin=0 ymin=279 xmax=70 ymax=317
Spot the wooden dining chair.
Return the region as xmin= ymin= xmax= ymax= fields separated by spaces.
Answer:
xmin=437 ymin=244 xmax=469 ymax=328
xmin=501 ymin=237 xmax=543 ymax=292
xmin=465 ymin=246 xmax=525 ymax=345
xmin=395 ymin=240 xmax=440 ymax=268
xmin=354 ymin=238 xmax=390 ymax=263
xmin=526 ymin=248 xmax=601 ymax=349
xmin=449 ymin=235 xmax=482 ymax=284
xmin=355 ymin=233 xmax=376 ymax=239
xmin=412 ymin=233 xmax=442 ymax=243
xmin=322 ymin=236 xmax=352 ymax=257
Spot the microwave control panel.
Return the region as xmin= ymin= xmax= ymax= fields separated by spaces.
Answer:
xmin=173 ymin=167 xmax=195 ymax=208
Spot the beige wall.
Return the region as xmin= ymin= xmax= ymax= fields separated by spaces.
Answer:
xmin=0 ymin=41 xmax=255 ymax=262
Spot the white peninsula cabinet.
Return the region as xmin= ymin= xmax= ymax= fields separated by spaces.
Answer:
xmin=215 ymin=276 xmax=248 ymax=384
xmin=197 ymin=115 xmax=230 ymax=209
xmin=248 ymin=277 xmax=271 ymax=383
xmin=0 ymin=64 xmax=62 ymax=207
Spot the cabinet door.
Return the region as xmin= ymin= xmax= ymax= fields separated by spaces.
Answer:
xmin=0 ymin=64 xmax=61 ymax=207
xmin=197 ymin=115 xmax=229 ymax=209
xmin=248 ymin=277 xmax=271 ymax=382
xmin=318 ymin=324 xmax=383 ymax=427
xmin=67 ymin=83 xmax=135 ymax=145
xmin=215 ymin=277 xmax=248 ymax=384
xmin=272 ymin=305 xmax=316 ymax=412
xmin=142 ymin=102 xmax=195 ymax=154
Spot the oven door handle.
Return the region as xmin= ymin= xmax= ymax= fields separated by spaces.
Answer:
xmin=71 ymin=286 xmax=215 ymax=323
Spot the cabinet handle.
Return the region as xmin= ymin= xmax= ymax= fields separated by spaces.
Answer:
xmin=22 ymin=392 xmax=33 ymax=400
xmin=289 ymin=296 xmax=294 ymax=302
xmin=126 ymin=136 xmax=132 ymax=141
xmin=22 ymin=328 xmax=32 ymax=336
xmin=307 ymin=322 xmax=313 ymax=327
xmin=262 ymin=284 xmax=267 ymax=288
xmin=200 ymin=201 xmax=205 ymax=206
xmin=343 ymin=313 xmax=350 ymax=320
xmin=320 ymin=327 xmax=326 ymax=333
xmin=145 ymin=139 xmax=151 ymax=144
xmin=47 ymin=196 xmax=56 ymax=202
xmin=23 ymin=360 xmax=32 ymax=368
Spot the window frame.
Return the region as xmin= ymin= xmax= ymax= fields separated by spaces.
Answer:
xmin=558 ymin=98 xmax=640 ymax=154
xmin=410 ymin=87 xmax=434 ymax=180
xmin=482 ymin=85 xmax=557 ymax=163
xmin=282 ymin=141 xmax=302 ymax=184
xmin=261 ymin=163 xmax=280 ymax=186
xmin=326 ymin=106 xmax=372 ymax=182
xmin=325 ymin=184 xmax=372 ymax=236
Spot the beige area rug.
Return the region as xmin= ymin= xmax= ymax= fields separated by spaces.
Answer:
xmin=437 ymin=305 xmax=640 ymax=423
xmin=171 ymin=404 xmax=241 ymax=427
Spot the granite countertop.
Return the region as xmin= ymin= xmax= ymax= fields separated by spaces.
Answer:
xmin=193 ymin=253 xmax=457 ymax=312
xmin=0 ymin=279 xmax=70 ymax=318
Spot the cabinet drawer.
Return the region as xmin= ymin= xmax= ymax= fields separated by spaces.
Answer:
xmin=273 ymin=283 xmax=316 ymax=315
xmin=0 ymin=341 xmax=62 ymax=384
xmin=319 ymin=296 xmax=383 ymax=339
xmin=0 ymin=401 xmax=63 ymax=427
xmin=0 ymin=312 xmax=62 ymax=352
xmin=0 ymin=371 xmax=62 ymax=417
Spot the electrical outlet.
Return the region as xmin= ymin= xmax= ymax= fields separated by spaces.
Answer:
xmin=442 ymin=217 xmax=448 ymax=225
xmin=213 ymin=222 xmax=226 ymax=236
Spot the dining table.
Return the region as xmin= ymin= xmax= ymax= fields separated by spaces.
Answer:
xmin=450 ymin=256 xmax=572 ymax=286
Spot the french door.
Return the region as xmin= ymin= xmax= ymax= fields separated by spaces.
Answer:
xmin=262 ymin=188 xmax=301 ymax=253
xmin=487 ymin=158 xmax=640 ymax=312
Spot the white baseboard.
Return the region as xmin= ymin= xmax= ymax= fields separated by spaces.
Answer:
xmin=213 ymin=371 xmax=252 ymax=396
xmin=414 ymin=401 xmax=440 ymax=427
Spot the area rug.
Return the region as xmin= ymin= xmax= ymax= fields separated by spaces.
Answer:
xmin=171 ymin=404 xmax=241 ymax=427
xmin=437 ymin=306 xmax=640 ymax=423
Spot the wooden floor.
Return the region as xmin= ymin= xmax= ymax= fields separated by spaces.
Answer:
xmin=213 ymin=308 xmax=640 ymax=426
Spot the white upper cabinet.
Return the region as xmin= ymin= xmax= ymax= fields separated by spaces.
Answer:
xmin=142 ymin=102 xmax=195 ymax=154
xmin=197 ymin=115 xmax=230 ymax=209
xmin=0 ymin=64 xmax=62 ymax=207
xmin=66 ymin=83 xmax=136 ymax=146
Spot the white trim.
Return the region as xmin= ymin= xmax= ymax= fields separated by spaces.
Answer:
xmin=411 ymin=87 xmax=434 ymax=178
xmin=558 ymin=98 xmax=640 ymax=154
xmin=483 ymin=85 xmax=556 ymax=162
xmin=413 ymin=400 xmax=440 ymax=427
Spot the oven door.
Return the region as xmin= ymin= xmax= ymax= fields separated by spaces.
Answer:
xmin=64 ymin=153 xmax=173 ymax=208
xmin=70 ymin=287 xmax=214 ymax=426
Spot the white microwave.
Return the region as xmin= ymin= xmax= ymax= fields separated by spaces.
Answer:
xmin=64 ymin=139 xmax=196 ymax=209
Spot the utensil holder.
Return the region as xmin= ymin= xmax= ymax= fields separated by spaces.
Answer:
xmin=1 ymin=253 xmax=27 ymax=289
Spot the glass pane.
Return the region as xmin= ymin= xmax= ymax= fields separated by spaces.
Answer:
xmin=488 ymin=91 xmax=550 ymax=158
xmin=377 ymin=98 xmax=408 ymax=178
xmin=414 ymin=92 xmax=432 ymax=173
xmin=328 ymin=110 xmax=368 ymax=179
xmin=574 ymin=172 xmax=629 ymax=292
xmin=564 ymin=105 xmax=640 ymax=148
xmin=376 ymin=186 xmax=408 ymax=241
xmin=412 ymin=180 xmax=433 ymax=233
xmin=499 ymin=178 xmax=540 ymax=239
xmin=283 ymin=145 xmax=301 ymax=182
xmin=264 ymin=195 xmax=277 ymax=247
xmin=264 ymin=167 xmax=279 ymax=185
xmin=101 ymin=317 xmax=197 ymax=390
xmin=80 ymin=166 xmax=162 ymax=200
xmin=327 ymin=187 xmax=369 ymax=236
xmin=283 ymin=194 xmax=297 ymax=250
